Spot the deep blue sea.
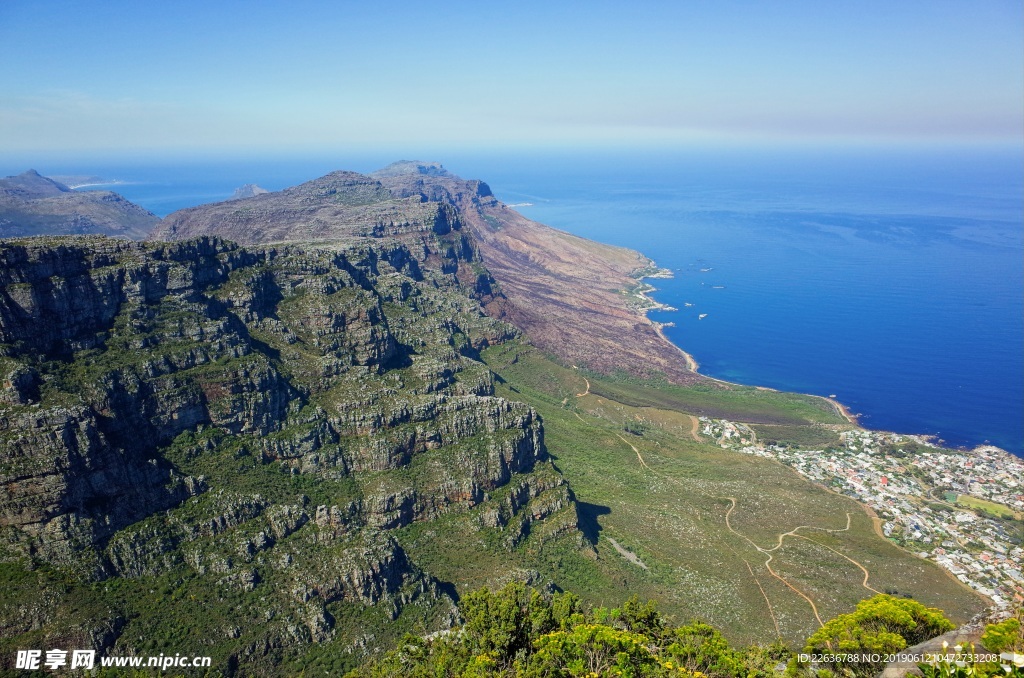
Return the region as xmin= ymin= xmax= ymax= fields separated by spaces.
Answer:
xmin=10 ymin=145 xmax=1022 ymax=456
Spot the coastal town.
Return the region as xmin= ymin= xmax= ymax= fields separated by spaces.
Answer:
xmin=701 ymin=418 xmax=1024 ymax=612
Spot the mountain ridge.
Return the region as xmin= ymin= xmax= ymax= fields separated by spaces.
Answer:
xmin=0 ymin=169 xmax=73 ymax=198
xmin=152 ymin=161 xmax=701 ymax=385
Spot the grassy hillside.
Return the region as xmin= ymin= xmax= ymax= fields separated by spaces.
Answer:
xmin=480 ymin=343 xmax=986 ymax=646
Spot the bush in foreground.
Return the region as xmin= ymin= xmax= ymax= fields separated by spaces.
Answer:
xmin=344 ymin=583 xmax=790 ymax=677
xmin=800 ymin=593 xmax=955 ymax=677
xmin=344 ymin=585 xmax=1024 ymax=677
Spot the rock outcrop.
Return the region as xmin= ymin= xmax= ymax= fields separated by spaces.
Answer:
xmin=0 ymin=159 xmax=687 ymax=674
xmin=373 ymin=162 xmax=698 ymax=382
xmin=0 ymin=232 xmax=579 ymax=674
xmin=231 ymin=184 xmax=270 ymax=200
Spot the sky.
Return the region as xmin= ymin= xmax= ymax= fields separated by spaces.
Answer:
xmin=1 ymin=1 xmax=1021 ymax=159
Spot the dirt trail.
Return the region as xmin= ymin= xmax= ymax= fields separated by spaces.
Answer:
xmin=792 ymin=534 xmax=881 ymax=594
xmin=761 ymin=551 xmax=824 ymax=627
xmin=613 ymin=434 xmax=804 ymax=631
xmin=686 ymin=414 xmax=701 ymax=442
xmin=721 ymin=498 xmax=859 ymax=628
xmin=607 ymin=537 xmax=649 ymax=569
xmin=863 ymin=505 xmax=887 ymax=540
xmin=576 ymin=377 xmax=591 ymax=397
xmin=616 ymin=434 xmax=651 ymax=470
xmin=744 ymin=557 xmax=782 ymax=638
xmin=763 ymin=512 xmax=851 ymax=552
xmin=613 ymin=432 xmax=823 ymax=629
xmin=609 ymin=425 xmax=874 ymax=630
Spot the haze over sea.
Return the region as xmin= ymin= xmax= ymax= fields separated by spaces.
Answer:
xmin=26 ymin=145 xmax=1023 ymax=456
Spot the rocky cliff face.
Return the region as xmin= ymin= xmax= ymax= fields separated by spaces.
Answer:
xmin=149 ymin=169 xmax=502 ymax=316
xmin=0 ymin=170 xmax=158 ymax=239
xmin=0 ymin=160 xmax=698 ymax=674
xmin=0 ymin=234 xmax=580 ymax=674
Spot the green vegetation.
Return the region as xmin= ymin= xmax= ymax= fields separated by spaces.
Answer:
xmin=801 ymin=594 xmax=954 ymax=676
xmin=982 ymin=608 xmax=1023 ymax=653
xmin=955 ymin=495 xmax=1021 ymax=520
xmin=919 ymin=659 xmax=1024 ymax=678
xmin=480 ymin=343 xmax=985 ymax=644
xmin=581 ymin=370 xmax=840 ymax=427
xmin=915 ymin=609 xmax=1024 ymax=678
xmin=750 ymin=424 xmax=842 ymax=450
xmin=879 ymin=440 xmax=936 ymax=458
xmin=349 ymin=584 xmax=961 ymax=677
xmin=0 ymin=233 xmax=995 ymax=676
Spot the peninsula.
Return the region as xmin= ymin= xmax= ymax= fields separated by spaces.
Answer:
xmin=0 ymin=170 xmax=157 ymax=239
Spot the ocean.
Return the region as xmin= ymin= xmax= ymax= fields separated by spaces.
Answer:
xmin=15 ymin=145 xmax=1023 ymax=456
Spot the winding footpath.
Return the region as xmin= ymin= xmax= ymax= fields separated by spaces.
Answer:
xmin=613 ymin=432 xmax=826 ymax=626
xmin=722 ymin=497 xmax=826 ymax=627
xmin=579 ymin=391 xmax=878 ymax=632
xmin=576 ymin=377 xmax=591 ymax=397
xmin=686 ymin=414 xmax=701 ymax=442
xmin=720 ymin=498 xmax=881 ymax=627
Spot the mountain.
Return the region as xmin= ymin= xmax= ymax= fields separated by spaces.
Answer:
xmin=151 ymin=170 xmax=459 ymax=248
xmin=0 ymin=169 xmax=72 ymax=198
xmin=0 ymin=164 xmax=988 ymax=674
xmin=374 ymin=161 xmax=701 ymax=385
xmin=154 ymin=162 xmax=700 ymax=386
xmin=230 ymin=183 xmax=270 ymax=200
xmin=0 ymin=170 xmax=158 ymax=239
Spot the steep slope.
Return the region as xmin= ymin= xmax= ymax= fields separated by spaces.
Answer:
xmin=0 ymin=235 xmax=582 ymax=674
xmin=0 ymin=170 xmax=158 ymax=239
xmin=374 ymin=161 xmax=698 ymax=383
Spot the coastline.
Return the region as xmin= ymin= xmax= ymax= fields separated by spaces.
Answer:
xmin=635 ymin=264 xmax=860 ymax=428
xmin=630 ymin=258 xmax=1022 ymax=616
xmin=69 ymin=180 xmax=127 ymax=190
xmin=632 ymin=265 xmax=1024 ymax=453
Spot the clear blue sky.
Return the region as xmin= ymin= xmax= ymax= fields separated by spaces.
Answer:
xmin=1 ymin=0 xmax=1021 ymax=158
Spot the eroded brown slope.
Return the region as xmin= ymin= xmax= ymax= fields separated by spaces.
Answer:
xmin=375 ymin=162 xmax=698 ymax=383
